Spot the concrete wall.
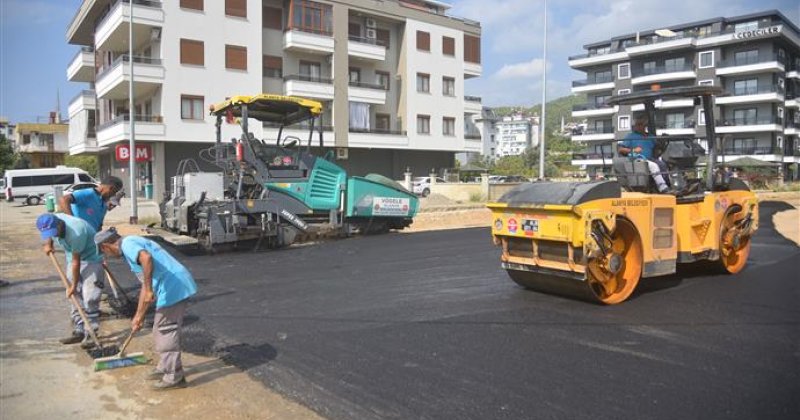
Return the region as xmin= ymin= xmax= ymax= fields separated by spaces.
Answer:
xmin=429 ymin=183 xmax=483 ymax=202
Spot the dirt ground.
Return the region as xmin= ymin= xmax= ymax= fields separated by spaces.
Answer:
xmin=1 ymin=191 xmax=797 ymax=419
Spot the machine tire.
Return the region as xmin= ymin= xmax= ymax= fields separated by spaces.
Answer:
xmin=717 ymin=208 xmax=751 ymax=274
xmin=584 ymin=218 xmax=643 ymax=304
xmin=26 ymin=195 xmax=41 ymax=206
xmin=421 ymin=188 xmax=430 ymax=197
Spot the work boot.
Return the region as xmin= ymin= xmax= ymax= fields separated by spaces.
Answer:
xmin=151 ymin=377 xmax=187 ymax=391
xmin=79 ymin=336 xmax=96 ymax=350
xmin=145 ymin=369 xmax=164 ymax=381
xmin=59 ymin=331 xmax=84 ymax=345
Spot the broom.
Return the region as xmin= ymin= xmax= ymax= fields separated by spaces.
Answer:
xmin=94 ymin=329 xmax=149 ymax=371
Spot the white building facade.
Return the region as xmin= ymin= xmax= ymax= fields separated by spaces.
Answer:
xmin=66 ymin=0 xmax=482 ymax=200
xmin=495 ymin=115 xmax=539 ymax=158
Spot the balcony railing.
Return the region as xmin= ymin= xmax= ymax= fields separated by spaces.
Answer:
xmin=349 ymin=127 xmax=406 ymax=135
xmin=284 ymin=74 xmax=333 ymax=84
xmin=572 ymin=126 xmax=615 ymax=135
xmin=70 ymin=46 xmax=94 ymax=63
xmin=572 ymin=76 xmax=614 ymax=87
xmin=465 ymin=133 xmax=482 ymax=140
xmin=573 ymin=103 xmax=614 ymax=112
xmin=572 ymin=152 xmax=615 ymax=160
xmin=97 ymin=114 xmax=163 ymax=131
xmin=70 ymin=89 xmax=96 ymax=105
xmin=95 ymin=0 xmax=162 ymax=31
xmin=632 ymin=62 xmax=693 ymax=77
xmin=349 ymin=81 xmax=386 ymax=90
xmin=284 ymin=26 xmax=332 ymax=37
xmin=96 ymin=55 xmax=162 ymax=78
xmin=722 ymin=146 xmax=782 ymax=155
xmin=718 ymin=53 xmax=785 ymax=68
xmin=568 ymin=48 xmax=624 ymax=61
xmin=717 ymin=116 xmax=782 ymax=126
xmin=348 ymin=35 xmax=386 ymax=47
xmin=657 ymin=120 xmax=697 ymax=129
xmin=728 ymin=85 xmax=784 ymax=96
xmin=464 ymin=96 xmax=482 ymax=103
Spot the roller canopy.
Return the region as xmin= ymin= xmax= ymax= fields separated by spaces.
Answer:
xmin=497 ymin=180 xmax=622 ymax=206
xmin=210 ymin=94 xmax=323 ymax=125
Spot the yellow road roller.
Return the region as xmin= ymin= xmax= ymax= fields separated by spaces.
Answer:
xmin=487 ymin=86 xmax=759 ymax=304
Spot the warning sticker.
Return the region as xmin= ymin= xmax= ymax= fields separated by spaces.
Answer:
xmin=373 ymin=197 xmax=411 ymax=216
xmin=508 ymin=218 xmax=518 ymax=234
xmin=522 ymin=219 xmax=539 ymax=236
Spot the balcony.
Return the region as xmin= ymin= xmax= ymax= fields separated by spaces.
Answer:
xmin=347 ymin=36 xmax=386 ymax=61
xmin=95 ymin=0 xmax=164 ymax=53
xmin=786 ymin=97 xmax=799 ymax=109
xmin=626 ymin=34 xmax=696 ymax=56
xmin=716 ymin=116 xmax=783 ymax=134
xmin=571 ymin=76 xmax=614 ymax=93
xmin=96 ymin=114 xmax=165 ymax=147
xmin=716 ymin=54 xmax=784 ymax=76
xmin=69 ymin=138 xmax=101 ymax=155
xmin=568 ymin=49 xmax=628 ymax=68
xmin=656 ymin=120 xmax=696 ymax=136
xmin=572 ymin=103 xmax=617 ymax=118
xmin=348 ymin=81 xmax=386 ymax=104
xmin=67 ymin=47 xmax=95 ymax=83
xmin=96 ymin=55 xmax=164 ymax=100
xmin=571 ymin=151 xmax=615 ymax=166
xmin=464 ymin=61 xmax=482 ymax=79
xmin=283 ymin=28 xmax=334 ymax=55
xmin=68 ymin=90 xmax=96 ymax=119
xmin=631 ymin=63 xmax=695 ymax=85
xmin=464 ymin=96 xmax=482 ymax=114
xmin=721 ymin=146 xmax=782 ymax=157
xmin=348 ymin=129 xmax=409 ymax=149
xmin=570 ymin=126 xmax=615 ymax=142
xmin=716 ymin=85 xmax=784 ymax=105
xmin=283 ymin=75 xmax=334 ymax=100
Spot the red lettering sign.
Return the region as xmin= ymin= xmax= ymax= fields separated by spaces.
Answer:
xmin=115 ymin=144 xmax=152 ymax=162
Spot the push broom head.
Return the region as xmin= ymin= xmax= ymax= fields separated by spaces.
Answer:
xmin=94 ymin=352 xmax=149 ymax=371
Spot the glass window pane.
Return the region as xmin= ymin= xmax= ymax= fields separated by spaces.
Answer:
xmin=193 ymin=99 xmax=203 ymax=120
xmin=181 ymin=98 xmax=191 ymax=119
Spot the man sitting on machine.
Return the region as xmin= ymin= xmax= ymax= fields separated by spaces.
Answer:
xmin=617 ymin=114 xmax=672 ymax=193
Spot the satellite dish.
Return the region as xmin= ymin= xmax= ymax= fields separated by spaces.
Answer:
xmin=655 ymin=29 xmax=678 ymax=38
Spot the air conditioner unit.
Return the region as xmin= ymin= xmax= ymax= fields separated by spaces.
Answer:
xmin=336 ymin=147 xmax=349 ymax=160
xmin=366 ymin=18 xmax=377 ymax=28
xmin=366 ymin=29 xmax=377 ymax=39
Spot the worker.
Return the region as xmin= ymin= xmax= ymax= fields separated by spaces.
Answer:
xmin=59 ymin=176 xmax=124 ymax=232
xmin=94 ymin=227 xmax=198 ymax=390
xmin=618 ymin=115 xmax=671 ymax=193
xmin=36 ymin=213 xmax=104 ymax=349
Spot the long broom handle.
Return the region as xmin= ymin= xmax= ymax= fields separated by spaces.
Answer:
xmin=104 ymin=264 xmax=132 ymax=303
xmin=117 ymin=330 xmax=136 ymax=357
xmin=48 ymin=252 xmax=103 ymax=349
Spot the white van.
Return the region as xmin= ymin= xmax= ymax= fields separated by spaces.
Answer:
xmin=3 ymin=166 xmax=97 ymax=205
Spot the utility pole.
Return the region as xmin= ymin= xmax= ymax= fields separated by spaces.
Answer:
xmin=539 ymin=0 xmax=548 ymax=180
xmin=128 ymin=0 xmax=138 ymax=224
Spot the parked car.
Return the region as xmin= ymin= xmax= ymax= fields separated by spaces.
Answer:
xmin=2 ymin=166 xmax=97 ymax=205
xmin=501 ymin=175 xmax=530 ymax=183
xmin=412 ymin=176 xmax=446 ymax=197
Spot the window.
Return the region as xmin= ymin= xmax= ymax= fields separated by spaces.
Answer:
xmin=618 ymin=115 xmax=630 ymax=131
xmin=443 ymin=117 xmax=455 ymax=136
xmin=618 ymin=89 xmax=631 ymax=95
xmin=299 ymin=61 xmax=321 ymax=80
xmin=78 ymin=174 xmax=94 ymax=182
xmin=733 ymin=108 xmax=757 ymax=124
xmin=618 ymin=63 xmax=630 ymax=79
xmin=734 ymin=49 xmax=758 ymax=66
xmin=778 ymin=107 xmax=784 ymax=120
xmin=180 ymin=39 xmax=204 ymax=66
xmin=417 ymin=73 xmax=430 ymax=93
xmin=698 ymin=79 xmax=714 ymax=86
xmin=417 ymin=115 xmax=430 ymax=134
xmin=699 ymin=109 xmax=706 ymax=126
xmin=699 ymin=51 xmax=714 ymax=68
xmin=225 ymin=45 xmax=247 ymax=70
xmin=348 ymin=22 xmax=361 ymax=37
xmin=729 ymin=138 xmax=756 ymax=154
xmin=181 ymin=95 xmax=204 ymax=120
xmin=263 ymin=6 xmax=282 ymax=29
xmin=442 ymin=77 xmax=455 ymax=96
xmin=180 ymin=0 xmax=203 ymax=11
xmin=290 ymin=0 xmax=333 ymax=35
xmin=594 ymin=120 xmax=610 ymax=131
xmin=664 ymin=57 xmax=685 ymax=72
xmin=733 ymin=79 xmax=757 ymax=96
xmin=349 ymin=67 xmax=361 ymax=84
xmin=464 ymin=35 xmax=480 ymax=64
xmin=376 ymin=29 xmax=390 ymax=48
xmin=376 ymin=114 xmax=390 ymax=131
xmin=22 ymin=134 xmax=30 ymax=144
xmin=643 ymin=61 xmax=656 ymax=75
xmin=417 ymin=31 xmax=430 ymax=51
xmin=595 ymin=70 xmax=612 ymax=83
xmin=595 ymin=94 xmax=611 ymax=107
xmin=734 ymin=21 xmax=758 ymax=33
xmin=225 ymin=0 xmax=247 ymax=18
xmin=443 ymin=36 xmax=455 ymax=56
xmin=263 ymin=55 xmax=282 ymax=78
xmin=375 ymin=71 xmax=390 ymax=90
xmin=666 ymin=113 xmax=685 ymax=129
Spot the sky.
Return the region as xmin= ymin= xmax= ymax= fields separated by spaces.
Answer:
xmin=0 ymin=0 xmax=798 ymax=123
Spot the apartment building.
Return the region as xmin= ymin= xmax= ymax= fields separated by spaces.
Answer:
xmin=65 ymin=0 xmax=482 ymax=200
xmin=0 ymin=117 xmax=15 ymax=141
xmin=568 ymin=10 xmax=800 ymax=181
xmin=495 ymin=114 xmax=539 ymax=158
xmin=14 ymin=116 xmax=70 ymax=168
xmin=456 ymin=105 xmax=497 ymax=165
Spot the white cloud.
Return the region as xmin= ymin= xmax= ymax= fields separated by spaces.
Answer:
xmin=4 ymin=0 xmax=73 ymax=26
xmin=494 ymin=58 xmax=548 ymax=80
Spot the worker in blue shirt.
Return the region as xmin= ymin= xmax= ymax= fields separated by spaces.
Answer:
xmin=37 ymin=213 xmax=105 ymax=348
xmin=95 ymin=227 xmax=198 ymax=391
xmin=59 ymin=176 xmax=124 ymax=232
xmin=618 ymin=115 xmax=670 ymax=193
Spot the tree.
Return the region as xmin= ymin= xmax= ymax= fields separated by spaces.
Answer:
xmin=0 ymin=134 xmax=16 ymax=173
xmin=65 ymin=155 xmax=99 ymax=177
xmin=13 ymin=154 xmax=30 ymax=169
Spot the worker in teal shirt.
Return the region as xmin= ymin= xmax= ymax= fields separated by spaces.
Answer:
xmin=37 ymin=213 xmax=105 ymax=348
xmin=95 ymin=227 xmax=197 ymax=390
xmin=59 ymin=176 xmax=123 ymax=232
xmin=618 ymin=115 xmax=670 ymax=193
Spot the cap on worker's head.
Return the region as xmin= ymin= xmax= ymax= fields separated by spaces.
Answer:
xmin=109 ymin=190 xmax=125 ymax=207
xmin=36 ymin=213 xmax=61 ymax=240
xmin=103 ymin=176 xmax=124 ymax=193
xmin=94 ymin=227 xmax=121 ymax=246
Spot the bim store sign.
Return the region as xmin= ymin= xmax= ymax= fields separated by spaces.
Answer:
xmin=734 ymin=25 xmax=781 ymax=40
xmin=115 ymin=144 xmax=152 ymax=162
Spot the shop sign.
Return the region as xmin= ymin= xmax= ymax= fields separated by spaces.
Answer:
xmin=734 ymin=26 xmax=780 ymax=40
xmin=115 ymin=144 xmax=152 ymax=162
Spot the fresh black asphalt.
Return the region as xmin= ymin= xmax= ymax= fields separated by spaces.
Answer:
xmin=108 ymin=201 xmax=800 ymax=420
